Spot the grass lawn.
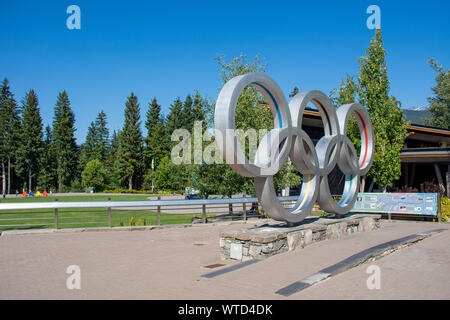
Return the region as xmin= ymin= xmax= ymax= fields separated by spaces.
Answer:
xmin=0 ymin=194 xmax=212 ymax=231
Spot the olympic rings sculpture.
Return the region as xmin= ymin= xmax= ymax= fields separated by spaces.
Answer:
xmin=214 ymin=73 xmax=374 ymax=223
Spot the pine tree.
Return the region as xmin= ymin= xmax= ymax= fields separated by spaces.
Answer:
xmin=110 ymin=129 xmax=120 ymax=159
xmin=95 ymin=110 xmax=110 ymax=161
xmin=53 ymin=90 xmax=78 ymax=192
xmin=38 ymin=125 xmax=58 ymax=191
xmin=144 ymin=97 xmax=167 ymax=171
xmin=15 ymin=90 xmax=44 ymax=191
xmin=424 ymin=58 xmax=449 ymax=129
xmin=165 ymin=97 xmax=184 ymax=140
xmin=0 ymin=78 xmax=21 ymax=195
xmin=181 ymin=94 xmax=194 ymax=132
xmin=117 ymin=93 xmax=144 ymax=190
xmin=192 ymin=91 xmax=205 ymax=122
xmin=145 ymin=98 xmax=162 ymax=140
xmin=79 ymin=121 xmax=97 ymax=170
xmin=109 ymin=129 xmax=121 ymax=188
xmin=357 ymin=29 xmax=408 ymax=191
xmin=79 ymin=110 xmax=110 ymax=170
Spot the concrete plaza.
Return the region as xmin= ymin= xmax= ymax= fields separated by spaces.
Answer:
xmin=1 ymin=219 xmax=449 ymax=299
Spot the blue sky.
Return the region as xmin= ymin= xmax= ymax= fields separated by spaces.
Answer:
xmin=0 ymin=0 xmax=449 ymax=143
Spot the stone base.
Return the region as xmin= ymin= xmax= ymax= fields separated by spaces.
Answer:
xmin=219 ymin=214 xmax=381 ymax=261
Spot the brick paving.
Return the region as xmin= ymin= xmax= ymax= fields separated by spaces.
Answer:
xmin=0 ymin=219 xmax=449 ymax=299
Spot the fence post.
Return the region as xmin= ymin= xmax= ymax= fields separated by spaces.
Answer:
xmin=202 ymin=204 xmax=206 ymax=223
xmin=54 ymin=198 xmax=58 ymax=229
xmin=107 ymin=197 xmax=112 ymax=228
xmin=157 ymin=196 xmax=161 ymax=226
xmin=243 ymin=202 xmax=247 ymax=221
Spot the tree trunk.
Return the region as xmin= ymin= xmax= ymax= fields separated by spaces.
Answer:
xmin=2 ymin=160 xmax=5 ymax=196
xmin=128 ymin=176 xmax=132 ymax=190
xmin=28 ymin=167 xmax=32 ymax=193
xmin=368 ymin=180 xmax=374 ymax=192
xmin=7 ymin=157 xmax=10 ymax=194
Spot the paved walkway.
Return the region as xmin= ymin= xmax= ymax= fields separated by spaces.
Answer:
xmin=1 ymin=219 xmax=449 ymax=299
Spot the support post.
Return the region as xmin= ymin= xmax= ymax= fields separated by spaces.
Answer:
xmin=434 ymin=164 xmax=445 ymax=194
xmin=410 ymin=164 xmax=416 ymax=188
xmin=107 ymin=197 xmax=111 ymax=228
xmin=54 ymin=198 xmax=58 ymax=229
xmin=404 ymin=163 xmax=409 ymax=187
xmin=202 ymin=204 xmax=206 ymax=224
xmin=447 ymin=170 xmax=450 ymax=198
xmin=157 ymin=196 xmax=161 ymax=226
xmin=243 ymin=202 xmax=247 ymax=221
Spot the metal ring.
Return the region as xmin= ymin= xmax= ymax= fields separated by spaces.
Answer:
xmin=214 ymin=73 xmax=374 ymax=223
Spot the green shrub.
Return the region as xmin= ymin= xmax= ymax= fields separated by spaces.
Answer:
xmin=441 ymin=196 xmax=449 ymax=222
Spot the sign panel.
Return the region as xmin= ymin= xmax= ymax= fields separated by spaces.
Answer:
xmin=351 ymin=193 xmax=437 ymax=216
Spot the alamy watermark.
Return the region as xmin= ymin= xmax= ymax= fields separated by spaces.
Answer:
xmin=171 ymin=120 xmax=270 ymax=166
xmin=366 ymin=5 xmax=381 ymax=30
xmin=366 ymin=265 xmax=381 ymax=290
xmin=66 ymin=5 xmax=81 ymax=30
xmin=66 ymin=265 xmax=81 ymax=290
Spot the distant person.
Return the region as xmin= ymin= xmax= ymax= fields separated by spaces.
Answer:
xmin=15 ymin=189 xmax=19 ymax=197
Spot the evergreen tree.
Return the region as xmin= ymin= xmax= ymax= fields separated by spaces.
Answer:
xmin=109 ymin=129 xmax=121 ymax=188
xmin=145 ymin=98 xmax=162 ymax=139
xmin=0 ymin=78 xmax=21 ymax=194
xmin=165 ymin=97 xmax=184 ymax=140
xmin=79 ymin=110 xmax=110 ymax=170
xmin=110 ymin=129 xmax=120 ymax=160
xmin=38 ymin=125 xmax=58 ymax=191
xmin=192 ymin=91 xmax=205 ymax=122
xmin=15 ymin=90 xmax=44 ymax=191
xmin=117 ymin=93 xmax=144 ymax=190
xmin=357 ymin=29 xmax=408 ymax=191
xmin=79 ymin=121 xmax=97 ymax=170
xmin=95 ymin=110 xmax=110 ymax=162
xmin=144 ymin=97 xmax=167 ymax=171
xmin=53 ymin=90 xmax=78 ymax=192
xmin=181 ymin=94 xmax=194 ymax=132
xmin=424 ymin=58 xmax=449 ymax=129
